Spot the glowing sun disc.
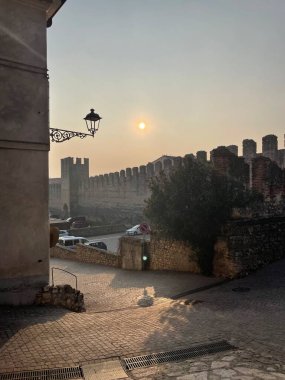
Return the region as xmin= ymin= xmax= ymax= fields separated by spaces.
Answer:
xmin=138 ymin=122 xmax=146 ymax=130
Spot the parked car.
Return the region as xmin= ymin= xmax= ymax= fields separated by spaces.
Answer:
xmin=50 ymin=214 xmax=60 ymax=219
xmin=59 ymin=230 xmax=69 ymax=237
xmin=71 ymin=220 xmax=89 ymax=229
xmin=57 ymin=236 xmax=90 ymax=248
xmin=87 ymin=241 xmax=107 ymax=250
xmin=66 ymin=216 xmax=86 ymax=224
xmin=125 ymin=224 xmax=143 ymax=236
xmin=126 ymin=223 xmax=151 ymax=236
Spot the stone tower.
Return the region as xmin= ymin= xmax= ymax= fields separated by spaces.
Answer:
xmin=196 ymin=150 xmax=207 ymax=162
xmin=262 ymin=134 xmax=278 ymax=162
xmin=61 ymin=157 xmax=89 ymax=216
xmin=242 ymin=139 xmax=257 ymax=163
xmin=226 ymin=145 xmax=238 ymax=156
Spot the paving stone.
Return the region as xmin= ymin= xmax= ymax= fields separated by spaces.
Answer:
xmin=167 ymin=372 xmax=185 ymax=377
xmin=188 ymin=361 xmax=208 ymax=366
xmin=208 ymin=375 xmax=221 ymax=380
xmin=220 ymin=355 xmax=236 ymax=362
xmin=130 ymin=367 xmax=160 ymax=377
xmin=188 ymin=366 xmax=208 ymax=372
xmin=82 ymin=360 xmax=128 ymax=380
xmin=177 ymin=372 xmax=208 ymax=380
xmin=212 ymin=368 xmax=237 ymax=377
xmin=275 ymin=374 xmax=285 ymax=379
xmin=267 ymin=367 xmax=278 ymax=371
xmin=211 ymin=361 xmax=230 ymax=369
xmin=235 ymin=367 xmax=277 ymax=379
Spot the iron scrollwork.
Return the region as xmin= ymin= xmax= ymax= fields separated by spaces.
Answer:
xmin=49 ymin=128 xmax=93 ymax=143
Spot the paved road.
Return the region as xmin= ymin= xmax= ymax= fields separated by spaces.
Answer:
xmin=0 ymin=259 xmax=285 ymax=378
xmin=86 ymin=232 xmax=123 ymax=253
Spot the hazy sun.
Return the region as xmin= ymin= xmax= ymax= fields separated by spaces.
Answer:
xmin=138 ymin=122 xmax=146 ymax=130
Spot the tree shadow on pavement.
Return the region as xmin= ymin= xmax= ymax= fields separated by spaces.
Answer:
xmin=50 ymin=257 xmax=219 ymax=312
xmin=0 ymin=305 xmax=69 ymax=351
xmin=141 ymin=258 xmax=285 ymax=360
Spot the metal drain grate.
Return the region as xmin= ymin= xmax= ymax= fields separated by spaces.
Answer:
xmin=123 ymin=340 xmax=236 ymax=370
xmin=0 ymin=366 xmax=82 ymax=380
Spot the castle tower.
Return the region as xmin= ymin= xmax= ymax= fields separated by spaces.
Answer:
xmin=226 ymin=145 xmax=238 ymax=156
xmin=61 ymin=157 xmax=89 ymax=216
xmin=242 ymin=139 xmax=257 ymax=165
xmin=196 ymin=151 xmax=207 ymax=162
xmin=262 ymin=134 xmax=278 ymax=162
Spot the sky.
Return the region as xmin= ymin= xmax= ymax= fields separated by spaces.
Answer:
xmin=47 ymin=0 xmax=285 ymax=178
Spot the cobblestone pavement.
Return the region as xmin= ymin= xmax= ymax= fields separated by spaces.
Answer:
xmin=0 ymin=259 xmax=284 ymax=379
xmin=50 ymin=258 xmax=221 ymax=312
xmin=129 ymin=348 xmax=285 ymax=379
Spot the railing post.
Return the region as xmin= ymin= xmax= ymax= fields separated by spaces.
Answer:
xmin=50 ymin=267 xmax=78 ymax=290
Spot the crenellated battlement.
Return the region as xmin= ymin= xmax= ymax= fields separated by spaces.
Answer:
xmin=49 ymin=134 xmax=285 ymax=221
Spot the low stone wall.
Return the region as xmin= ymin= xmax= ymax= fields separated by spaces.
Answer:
xmin=147 ymin=238 xmax=201 ymax=273
xmin=35 ymin=284 xmax=85 ymax=312
xmin=213 ymin=216 xmax=285 ymax=278
xmin=50 ymin=244 xmax=121 ymax=267
xmin=51 ymin=237 xmax=201 ymax=273
xmin=69 ymin=224 xmax=126 ymax=237
xmin=119 ymin=236 xmax=201 ymax=272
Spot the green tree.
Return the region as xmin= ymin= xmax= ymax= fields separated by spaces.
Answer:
xmin=145 ymin=157 xmax=259 ymax=274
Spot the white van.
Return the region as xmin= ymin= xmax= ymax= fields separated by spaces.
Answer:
xmin=57 ymin=236 xmax=89 ymax=248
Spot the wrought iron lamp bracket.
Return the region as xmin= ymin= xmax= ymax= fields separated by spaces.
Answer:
xmin=49 ymin=128 xmax=94 ymax=143
xmin=49 ymin=108 xmax=101 ymax=143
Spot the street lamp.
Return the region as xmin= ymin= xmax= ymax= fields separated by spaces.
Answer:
xmin=49 ymin=108 xmax=102 ymax=143
xmin=84 ymin=108 xmax=102 ymax=135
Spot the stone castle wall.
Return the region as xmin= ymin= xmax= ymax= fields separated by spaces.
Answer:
xmin=49 ymin=156 xmax=181 ymax=222
xmin=49 ymin=135 xmax=285 ymax=222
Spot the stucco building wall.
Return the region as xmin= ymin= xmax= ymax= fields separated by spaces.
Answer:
xmin=0 ymin=0 xmax=64 ymax=305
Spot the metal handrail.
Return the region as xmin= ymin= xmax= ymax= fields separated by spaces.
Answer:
xmin=51 ymin=267 xmax=78 ymax=290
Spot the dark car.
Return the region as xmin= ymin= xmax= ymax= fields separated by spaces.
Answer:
xmin=66 ymin=216 xmax=86 ymax=224
xmin=50 ymin=214 xmax=60 ymax=219
xmin=88 ymin=241 xmax=107 ymax=250
xmin=71 ymin=220 xmax=88 ymax=229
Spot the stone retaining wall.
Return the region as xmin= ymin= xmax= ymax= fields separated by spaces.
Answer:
xmin=35 ymin=284 xmax=85 ymax=312
xmin=147 ymin=238 xmax=201 ymax=273
xmin=52 ymin=237 xmax=201 ymax=274
xmin=213 ymin=216 xmax=285 ymax=278
xmin=50 ymin=244 xmax=121 ymax=267
xmin=51 ymin=216 xmax=285 ymax=278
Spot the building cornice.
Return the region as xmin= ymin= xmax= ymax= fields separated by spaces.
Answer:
xmin=46 ymin=0 xmax=66 ymax=27
xmin=13 ymin=0 xmax=66 ymax=27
